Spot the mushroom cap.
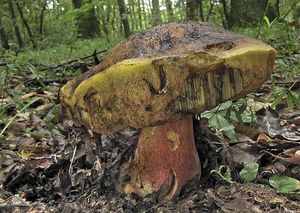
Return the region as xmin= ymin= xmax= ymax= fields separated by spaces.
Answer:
xmin=60 ymin=22 xmax=276 ymax=134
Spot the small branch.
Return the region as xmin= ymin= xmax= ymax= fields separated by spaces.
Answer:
xmin=39 ymin=49 xmax=107 ymax=71
xmin=69 ymin=145 xmax=77 ymax=174
xmin=0 ymin=61 xmax=7 ymax=67
xmin=25 ymin=77 xmax=74 ymax=85
xmin=0 ymin=49 xmax=106 ymax=70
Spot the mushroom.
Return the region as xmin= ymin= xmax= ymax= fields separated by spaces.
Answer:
xmin=60 ymin=22 xmax=276 ymax=199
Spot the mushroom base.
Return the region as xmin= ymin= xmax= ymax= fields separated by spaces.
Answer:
xmin=123 ymin=116 xmax=201 ymax=199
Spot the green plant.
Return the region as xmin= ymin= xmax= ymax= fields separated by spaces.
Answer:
xmin=269 ymin=176 xmax=300 ymax=194
xmin=201 ymin=100 xmax=255 ymax=140
xmin=258 ymin=16 xmax=279 ymax=42
xmin=0 ymin=97 xmax=42 ymax=137
xmin=271 ymin=86 xmax=300 ymax=109
xmin=239 ymin=163 xmax=259 ymax=183
xmin=0 ymin=66 xmax=9 ymax=119
xmin=211 ymin=165 xmax=233 ymax=184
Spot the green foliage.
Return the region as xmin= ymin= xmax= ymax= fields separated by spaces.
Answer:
xmin=234 ymin=13 xmax=300 ymax=110
xmin=16 ymin=37 xmax=120 ymax=66
xmin=211 ymin=165 xmax=233 ymax=184
xmin=239 ymin=163 xmax=259 ymax=183
xmin=0 ymin=67 xmax=9 ymax=125
xmin=269 ymin=176 xmax=300 ymax=193
xmin=0 ymin=97 xmax=42 ymax=137
xmin=271 ymin=87 xmax=300 ymax=109
xmin=201 ymin=100 xmax=254 ymax=140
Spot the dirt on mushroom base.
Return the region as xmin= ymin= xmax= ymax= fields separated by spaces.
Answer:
xmin=1 ymin=116 xmax=300 ymax=213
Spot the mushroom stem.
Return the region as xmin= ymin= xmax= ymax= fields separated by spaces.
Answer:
xmin=124 ymin=116 xmax=201 ymax=199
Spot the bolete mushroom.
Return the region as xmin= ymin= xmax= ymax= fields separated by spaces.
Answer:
xmin=60 ymin=22 xmax=276 ymax=199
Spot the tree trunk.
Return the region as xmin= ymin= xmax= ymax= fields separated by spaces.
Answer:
xmin=39 ymin=0 xmax=47 ymax=36
xmin=137 ymin=0 xmax=143 ymax=29
xmin=177 ymin=0 xmax=185 ymax=21
xmin=128 ymin=0 xmax=138 ymax=31
xmin=15 ymin=1 xmax=36 ymax=48
xmin=99 ymin=2 xmax=110 ymax=42
xmin=165 ymin=0 xmax=175 ymax=22
xmin=186 ymin=0 xmax=200 ymax=21
xmin=117 ymin=0 xmax=131 ymax=38
xmin=206 ymin=0 xmax=215 ymax=21
xmin=293 ymin=3 xmax=300 ymax=25
xmin=151 ymin=0 xmax=162 ymax=26
xmin=7 ymin=0 xmax=23 ymax=48
xmin=199 ymin=0 xmax=204 ymax=21
xmin=106 ymin=1 xmax=112 ymax=35
xmin=147 ymin=0 xmax=153 ymax=26
xmin=228 ymin=0 xmax=279 ymax=27
xmin=141 ymin=0 xmax=149 ymax=28
xmin=0 ymin=16 xmax=9 ymax=50
xmin=72 ymin=0 xmax=100 ymax=38
xmin=220 ymin=0 xmax=229 ymax=28
xmin=111 ymin=0 xmax=117 ymax=33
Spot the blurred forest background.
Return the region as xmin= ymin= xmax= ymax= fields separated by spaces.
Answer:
xmin=0 ymin=0 xmax=299 ymax=59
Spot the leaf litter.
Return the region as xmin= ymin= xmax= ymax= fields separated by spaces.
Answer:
xmin=0 ymin=66 xmax=300 ymax=212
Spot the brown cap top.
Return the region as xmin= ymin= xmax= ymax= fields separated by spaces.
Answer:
xmin=60 ymin=22 xmax=276 ymax=134
xmin=92 ymin=22 xmax=263 ymax=73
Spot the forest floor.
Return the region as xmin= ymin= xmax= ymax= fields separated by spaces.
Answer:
xmin=0 ymin=28 xmax=300 ymax=212
xmin=0 ymin=64 xmax=300 ymax=213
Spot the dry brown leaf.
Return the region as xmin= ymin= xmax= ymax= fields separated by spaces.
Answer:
xmin=257 ymin=132 xmax=272 ymax=143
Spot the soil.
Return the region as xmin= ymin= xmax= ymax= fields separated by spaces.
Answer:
xmin=1 ymin=115 xmax=300 ymax=213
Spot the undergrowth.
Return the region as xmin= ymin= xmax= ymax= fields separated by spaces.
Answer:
xmin=0 ymin=22 xmax=299 ymax=140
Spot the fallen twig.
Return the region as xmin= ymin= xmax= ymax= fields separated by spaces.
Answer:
xmin=25 ymin=77 xmax=73 ymax=85
xmin=0 ymin=61 xmax=7 ymax=67
xmin=0 ymin=49 xmax=107 ymax=70
xmin=39 ymin=49 xmax=107 ymax=71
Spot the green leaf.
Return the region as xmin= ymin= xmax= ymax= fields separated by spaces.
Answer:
xmin=202 ymin=108 xmax=237 ymax=140
xmin=271 ymin=89 xmax=287 ymax=108
xmin=239 ymin=163 xmax=259 ymax=183
xmin=211 ymin=165 xmax=233 ymax=184
xmin=223 ymin=166 xmax=232 ymax=183
xmin=263 ymin=16 xmax=271 ymax=27
xmin=269 ymin=176 xmax=300 ymax=193
xmin=287 ymin=91 xmax=294 ymax=108
xmin=270 ymin=17 xmax=279 ymax=27
xmin=216 ymin=114 xmax=235 ymax=131
xmin=201 ymin=110 xmax=214 ymax=119
xmin=224 ymin=129 xmax=237 ymax=140
xmin=291 ymin=91 xmax=300 ymax=109
xmin=218 ymin=101 xmax=233 ymax=111
xmin=290 ymin=90 xmax=299 ymax=99
xmin=0 ymin=98 xmax=43 ymax=137
xmin=293 ymin=96 xmax=300 ymax=109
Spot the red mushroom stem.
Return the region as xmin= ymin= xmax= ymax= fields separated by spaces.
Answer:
xmin=124 ymin=116 xmax=201 ymax=199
